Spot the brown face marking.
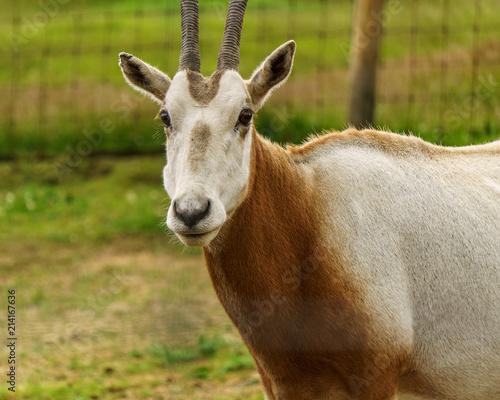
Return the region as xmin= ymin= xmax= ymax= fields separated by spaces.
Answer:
xmin=186 ymin=69 xmax=225 ymax=105
xmin=188 ymin=122 xmax=212 ymax=172
xmin=239 ymin=125 xmax=251 ymax=139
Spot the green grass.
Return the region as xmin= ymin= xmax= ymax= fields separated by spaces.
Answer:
xmin=0 ymin=156 xmax=169 ymax=243
xmin=0 ymin=155 xmax=262 ymax=400
xmin=1 ymin=0 xmax=499 ymax=158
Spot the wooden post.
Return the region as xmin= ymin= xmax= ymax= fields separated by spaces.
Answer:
xmin=348 ymin=0 xmax=385 ymax=128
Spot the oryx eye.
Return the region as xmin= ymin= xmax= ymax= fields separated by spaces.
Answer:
xmin=159 ymin=110 xmax=171 ymax=128
xmin=238 ymin=109 xmax=253 ymax=127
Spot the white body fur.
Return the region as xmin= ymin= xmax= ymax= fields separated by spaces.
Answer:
xmin=303 ymin=138 xmax=500 ymax=399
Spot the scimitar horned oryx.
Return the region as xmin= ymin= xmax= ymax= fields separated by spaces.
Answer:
xmin=118 ymin=0 xmax=500 ymax=399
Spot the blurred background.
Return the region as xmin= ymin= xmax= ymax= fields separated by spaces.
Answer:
xmin=1 ymin=0 xmax=499 ymax=399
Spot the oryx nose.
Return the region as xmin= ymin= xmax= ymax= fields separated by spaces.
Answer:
xmin=174 ymin=199 xmax=210 ymax=229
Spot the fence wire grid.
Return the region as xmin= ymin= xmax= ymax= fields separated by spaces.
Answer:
xmin=2 ymin=0 xmax=500 ymax=159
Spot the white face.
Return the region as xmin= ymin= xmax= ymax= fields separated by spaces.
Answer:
xmin=162 ymin=70 xmax=254 ymax=247
xmin=120 ymin=41 xmax=296 ymax=247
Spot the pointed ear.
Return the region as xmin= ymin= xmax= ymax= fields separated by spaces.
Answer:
xmin=247 ymin=40 xmax=296 ymax=110
xmin=119 ymin=52 xmax=171 ymax=104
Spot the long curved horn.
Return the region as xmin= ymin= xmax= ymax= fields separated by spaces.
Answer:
xmin=216 ymin=0 xmax=248 ymax=71
xmin=179 ymin=0 xmax=201 ymax=72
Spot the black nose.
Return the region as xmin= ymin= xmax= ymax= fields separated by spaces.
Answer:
xmin=174 ymin=200 xmax=210 ymax=229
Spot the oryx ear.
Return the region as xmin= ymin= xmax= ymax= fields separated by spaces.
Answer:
xmin=119 ymin=52 xmax=171 ymax=104
xmin=247 ymin=40 xmax=296 ymax=110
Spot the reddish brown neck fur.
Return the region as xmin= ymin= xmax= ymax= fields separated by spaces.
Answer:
xmin=204 ymin=128 xmax=321 ymax=344
xmin=203 ymin=130 xmax=401 ymax=399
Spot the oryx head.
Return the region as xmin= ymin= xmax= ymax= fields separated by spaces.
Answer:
xmin=119 ymin=0 xmax=295 ymax=247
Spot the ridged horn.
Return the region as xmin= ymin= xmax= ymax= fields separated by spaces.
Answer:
xmin=179 ymin=0 xmax=201 ymax=72
xmin=216 ymin=0 xmax=248 ymax=71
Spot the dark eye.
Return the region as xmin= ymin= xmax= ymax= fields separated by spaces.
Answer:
xmin=159 ymin=110 xmax=171 ymax=128
xmin=238 ymin=109 xmax=253 ymax=127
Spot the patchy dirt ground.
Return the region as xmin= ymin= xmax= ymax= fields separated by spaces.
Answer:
xmin=0 ymin=236 xmax=263 ymax=400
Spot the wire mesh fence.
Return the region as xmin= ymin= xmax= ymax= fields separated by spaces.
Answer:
xmin=1 ymin=0 xmax=499 ymax=159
